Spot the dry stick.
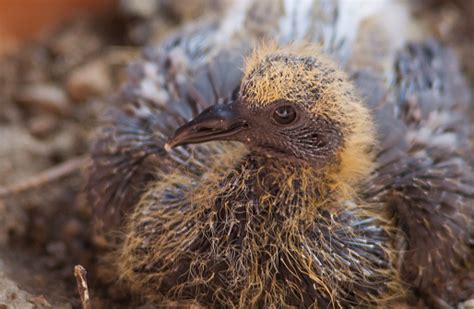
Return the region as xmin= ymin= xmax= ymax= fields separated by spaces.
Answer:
xmin=74 ymin=265 xmax=92 ymax=309
xmin=0 ymin=155 xmax=87 ymax=198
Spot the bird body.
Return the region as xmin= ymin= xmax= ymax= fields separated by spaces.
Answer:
xmin=120 ymin=153 xmax=401 ymax=307
xmin=88 ymin=1 xmax=473 ymax=307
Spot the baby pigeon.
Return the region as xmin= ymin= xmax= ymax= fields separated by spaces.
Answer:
xmin=88 ymin=1 xmax=473 ymax=308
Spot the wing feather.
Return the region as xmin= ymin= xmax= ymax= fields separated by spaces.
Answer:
xmin=87 ymin=22 xmax=245 ymax=229
xmin=363 ymin=41 xmax=474 ymax=306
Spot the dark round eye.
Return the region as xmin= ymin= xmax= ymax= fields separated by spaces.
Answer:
xmin=273 ymin=105 xmax=297 ymax=125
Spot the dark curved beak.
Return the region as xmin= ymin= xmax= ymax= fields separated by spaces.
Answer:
xmin=165 ymin=102 xmax=249 ymax=150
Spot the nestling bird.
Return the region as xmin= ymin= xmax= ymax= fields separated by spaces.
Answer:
xmin=88 ymin=1 xmax=474 ymax=308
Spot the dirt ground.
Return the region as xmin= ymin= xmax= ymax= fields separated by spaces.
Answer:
xmin=0 ymin=1 xmax=472 ymax=308
xmin=0 ymin=3 xmax=183 ymax=308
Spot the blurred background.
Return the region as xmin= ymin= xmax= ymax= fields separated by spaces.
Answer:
xmin=0 ymin=0 xmax=472 ymax=308
xmin=0 ymin=0 xmax=225 ymax=307
xmin=0 ymin=0 xmax=114 ymax=56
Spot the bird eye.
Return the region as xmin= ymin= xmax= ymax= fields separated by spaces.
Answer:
xmin=273 ymin=105 xmax=296 ymax=125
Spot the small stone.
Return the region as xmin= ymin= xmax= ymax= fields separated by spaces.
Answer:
xmin=92 ymin=234 xmax=109 ymax=249
xmin=66 ymin=60 xmax=112 ymax=102
xmin=28 ymin=115 xmax=58 ymax=139
xmin=62 ymin=218 xmax=83 ymax=239
xmin=120 ymin=0 xmax=158 ymax=18
xmin=45 ymin=241 xmax=67 ymax=261
xmin=462 ymin=299 xmax=474 ymax=309
xmin=0 ymin=200 xmax=27 ymax=246
xmin=15 ymin=83 xmax=69 ymax=115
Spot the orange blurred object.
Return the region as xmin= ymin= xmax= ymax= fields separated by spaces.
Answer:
xmin=0 ymin=0 xmax=115 ymax=55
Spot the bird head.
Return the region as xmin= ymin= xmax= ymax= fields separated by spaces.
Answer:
xmin=166 ymin=44 xmax=375 ymax=178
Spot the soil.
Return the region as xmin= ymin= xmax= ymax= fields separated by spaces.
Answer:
xmin=0 ymin=6 xmax=172 ymax=308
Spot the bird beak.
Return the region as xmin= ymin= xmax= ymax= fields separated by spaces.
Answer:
xmin=165 ymin=102 xmax=249 ymax=151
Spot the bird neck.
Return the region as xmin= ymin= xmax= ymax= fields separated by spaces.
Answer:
xmin=243 ymin=147 xmax=374 ymax=204
xmin=184 ymin=132 xmax=376 ymax=212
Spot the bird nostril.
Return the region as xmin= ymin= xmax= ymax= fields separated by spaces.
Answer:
xmin=194 ymin=126 xmax=216 ymax=133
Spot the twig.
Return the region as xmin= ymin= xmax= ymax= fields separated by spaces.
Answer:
xmin=0 ymin=155 xmax=87 ymax=198
xmin=74 ymin=265 xmax=92 ymax=309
